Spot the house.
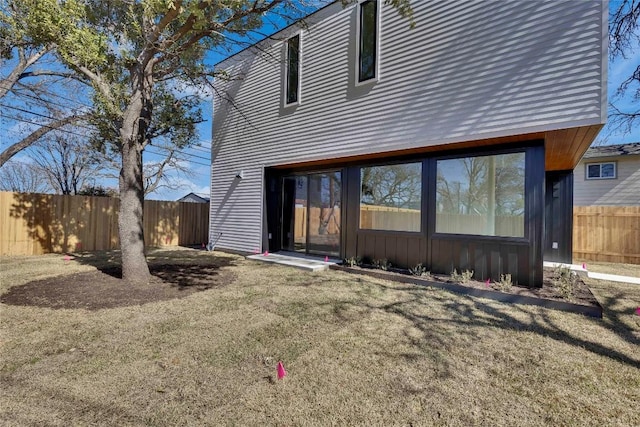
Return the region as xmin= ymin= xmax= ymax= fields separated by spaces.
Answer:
xmin=177 ymin=192 xmax=210 ymax=203
xmin=211 ymin=0 xmax=607 ymax=286
xmin=574 ymin=142 xmax=640 ymax=206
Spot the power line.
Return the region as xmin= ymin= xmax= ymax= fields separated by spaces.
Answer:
xmin=151 ymin=144 xmax=210 ymax=161
xmin=0 ymin=81 xmax=94 ymax=109
xmin=0 ymin=103 xmax=96 ymax=133
xmin=1 ymin=112 xmax=90 ymax=139
xmin=2 ymin=107 xmax=210 ymax=164
xmin=145 ymin=148 xmax=210 ymax=167
xmin=0 ymin=115 xmax=210 ymax=167
xmin=0 ymin=82 xmax=93 ymax=113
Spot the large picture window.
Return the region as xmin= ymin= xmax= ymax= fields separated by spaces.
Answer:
xmin=357 ymin=0 xmax=379 ymax=83
xmin=285 ymin=34 xmax=300 ymax=105
xmin=360 ymin=162 xmax=421 ymax=232
xmin=436 ymin=153 xmax=525 ymax=237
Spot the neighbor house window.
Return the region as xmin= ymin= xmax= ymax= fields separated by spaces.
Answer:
xmin=360 ymin=162 xmax=421 ymax=232
xmin=586 ymin=162 xmax=616 ymax=179
xmin=436 ymin=153 xmax=525 ymax=238
xmin=285 ymin=34 xmax=301 ymax=105
xmin=356 ymin=0 xmax=379 ymax=84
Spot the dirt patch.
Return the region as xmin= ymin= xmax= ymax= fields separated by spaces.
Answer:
xmin=430 ymin=268 xmax=600 ymax=307
xmin=0 ymin=263 xmax=235 ymax=311
xmin=338 ymin=265 xmax=600 ymax=309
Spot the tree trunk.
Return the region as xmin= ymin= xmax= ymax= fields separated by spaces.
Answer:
xmin=118 ymin=137 xmax=151 ymax=283
xmin=118 ymin=63 xmax=153 ymax=284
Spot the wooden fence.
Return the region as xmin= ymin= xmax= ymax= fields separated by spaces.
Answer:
xmin=0 ymin=191 xmax=209 ymax=256
xmin=573 ymin=206 xmax=640 ymax=264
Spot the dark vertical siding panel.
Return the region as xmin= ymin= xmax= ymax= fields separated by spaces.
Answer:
xmin=344 ymin=167 xmax=360 ymax=258
xmin=459 ymin=244 xmax=470 ymax=271
xmin=474 ymin=247 xmax=487 ymax=280
xmin=490 ymin=249 xmax=502 ymax=280
xmin=419 ymin=238 xmax=428 ymax=267
xmin=386 ymin=236 xmax=397 ymax=264
xmin=407 ymin=238 xmax=420 ymax=268
xmin=527 ymin=145 xmax=546 ymax=286
xmin=397 ymin=236 xmax=408 ymax=268
xmin=544 ymin=170 xmax=574 ymax=264
xmin=375 ymin=235 xmax=386 ymax=260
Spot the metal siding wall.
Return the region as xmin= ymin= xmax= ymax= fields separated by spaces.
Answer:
xmin=574 ymin=156 xmax=640 ymax=206
xmin=211 ymin=0 xmax=605 ymax=253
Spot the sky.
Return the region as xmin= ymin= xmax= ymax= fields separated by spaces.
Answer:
xmin=1 ymin=1 xmax=638 ymax=201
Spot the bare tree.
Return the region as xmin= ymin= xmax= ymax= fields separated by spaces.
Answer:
xmin=0 ymin=159 xmax=50 ymax=193
xmin=28 ymin=132 xmax=99 ymax=195
xmin=608 ymin=0 xmax=640 ymax=135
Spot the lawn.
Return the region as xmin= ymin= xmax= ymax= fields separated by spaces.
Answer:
xmin=1 ymin=248 xmax=639 ymax=426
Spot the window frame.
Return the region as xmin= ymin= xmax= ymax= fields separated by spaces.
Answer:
xmin=585 ymin=161 xmax=617 ymax=180
xmin=283 ymin=32 xmax=302 ymax=107
xmin=355 ymin=0 xmax=381 ymax=86
xmin=358 ymin=160 xmax=423 ymax=233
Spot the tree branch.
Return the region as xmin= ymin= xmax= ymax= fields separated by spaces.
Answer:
xmin=0 ymin=113 xmax=91 ymax=167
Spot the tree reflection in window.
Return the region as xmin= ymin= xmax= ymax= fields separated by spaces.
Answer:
xmin=436 ymin=153 xmax=525 ymax=237
xmin=360 ymin=162 xmax=421 ymax=232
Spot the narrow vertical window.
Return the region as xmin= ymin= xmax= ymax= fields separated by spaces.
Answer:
xmin=285 ymin=34 xmax=300 ymax=105
xmin=357 ymin=0 xmax=379 ymax=83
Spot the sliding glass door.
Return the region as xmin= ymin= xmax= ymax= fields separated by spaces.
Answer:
xmin=282 ymin=171 xmax=341 ymax=257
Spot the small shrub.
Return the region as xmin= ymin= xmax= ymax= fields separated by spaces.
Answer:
xmin=409 ymin=263 xmax=431 ymax=278
xmin=343 ymin=256 xmax=362 ymax=267
xmin=553 ymin=266 xmax=577 ymax=300
xmin=493 ymin=273 xmax=513 ymax=292
xmin=451 ymin=269 xmax=474 ymax=284
xmin=373 ymin=258 xmax=392 ymax=271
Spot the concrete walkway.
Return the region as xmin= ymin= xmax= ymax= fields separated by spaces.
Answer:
xmin=543 ymin=261 xmax=640 ymax=285
xmin=247 ymin=252 xmax=339 ymax=272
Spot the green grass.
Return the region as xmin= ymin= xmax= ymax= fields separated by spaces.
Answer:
xmin=1 ymin=249 xmax=639 ymax=426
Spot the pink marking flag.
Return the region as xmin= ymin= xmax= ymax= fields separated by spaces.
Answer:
xmin=582 ymin=263 xmax=587 ymax=270
xmin=325 ymin=256 xmax=329 ymax=263
xmin=253 ymin=248 xmax=260 ymax=254
xmin=202 ymin=243 xmax=205 ymax=249
xmin=263 ymin=250 xmax=269 ymax=256
xmin=635 ymin=307 xmax=640 ymax=316
xmin=485 ymin=279 xmax=491 ymax=287
xmin=63 ymin=254 xmax=71 ymax=263
xmin=277 ymin=361 xmax=287 ymax=380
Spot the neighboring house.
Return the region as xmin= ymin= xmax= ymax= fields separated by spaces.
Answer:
xmin=177 ymin=192 xmax=210 ymax=203
xmin=574 ymin=143 xmax=640 ymax=206
xmin=211 ymin=0 xmax=607 ymax=286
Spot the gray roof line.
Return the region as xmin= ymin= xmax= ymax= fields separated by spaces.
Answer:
xmin=583 ymin=142 xmax=640 ymax=159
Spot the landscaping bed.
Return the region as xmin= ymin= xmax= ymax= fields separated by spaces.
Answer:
xmin=331 ymin=263 xmax=603 ymax=318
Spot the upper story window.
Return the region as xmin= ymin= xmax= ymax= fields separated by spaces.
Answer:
xmin=356 ymin=0 xmax=380 ymax=84
xmin=285 ymin=34 xmax=301 ymax=106
xmin=586 ymin=162 xmax=616 ymax=179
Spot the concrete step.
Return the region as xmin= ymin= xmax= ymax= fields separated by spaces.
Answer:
xmin=247 ymin=252 xmax=339 ymax=272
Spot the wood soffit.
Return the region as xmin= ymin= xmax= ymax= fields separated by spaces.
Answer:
xmin=273 ymin=125 xmax=602 ymax=172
